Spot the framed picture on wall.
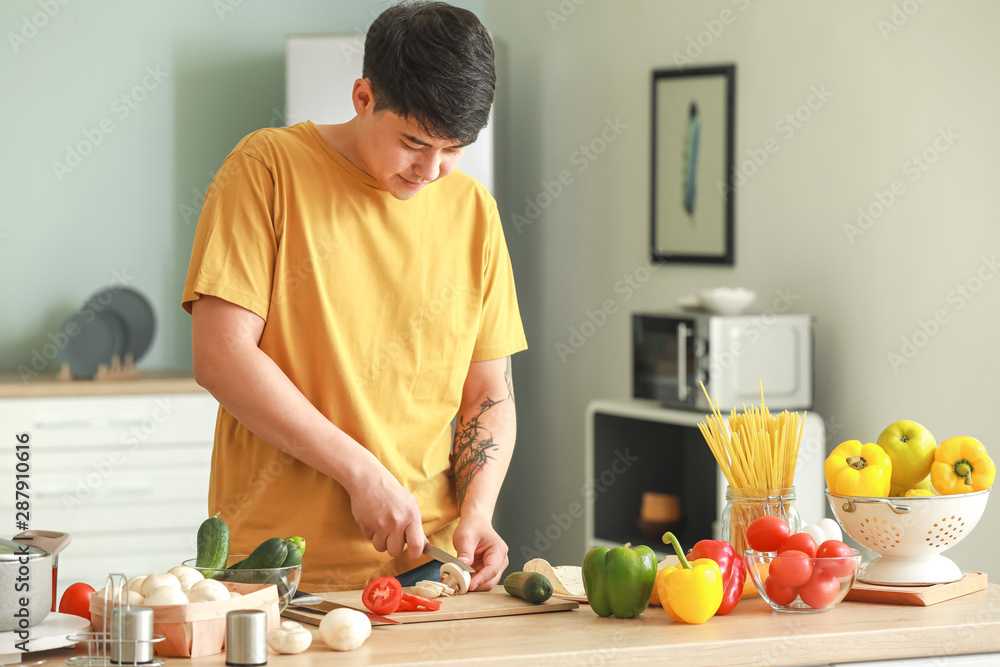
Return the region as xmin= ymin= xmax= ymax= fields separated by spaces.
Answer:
xmin=650 ymin=64 xmax=736 ymax=264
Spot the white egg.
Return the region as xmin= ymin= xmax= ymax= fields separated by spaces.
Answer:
xmin=817 ymin=518 xmax=843 ymax=542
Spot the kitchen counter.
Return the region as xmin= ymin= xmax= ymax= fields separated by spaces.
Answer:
xmin=35 ymin=584 xmax=1000 ymax=666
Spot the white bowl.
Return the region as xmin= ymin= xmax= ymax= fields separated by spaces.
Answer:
xmin=699 ymin=288 xmax=755 ymax=315
xmin=826 ymin=489 xmax=990 ymax=585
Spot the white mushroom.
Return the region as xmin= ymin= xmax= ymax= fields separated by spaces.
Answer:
xmin=318 ymin=608 xmax=371 ymax=651
xmin=176 ymin=572 xmax=205 ymax=591
xmin=412 ymin=580 xmax=454 ymax=598
xmin=440 ymin=563 xmax=471 ymax=595
xmin=126 ymin=575 xmax=147 ymax=593
xmin=143 ymin=586 xmax=189 ymax=606
xmin=189 ymin=578 xmax=230 ymax=596
xmin=140 ymin=573 xmax=181 ymax=597
xmin=186 ymin=585 xmax=230 ymax=602
xmin=267 ymin=620 xmax=313 ymax=654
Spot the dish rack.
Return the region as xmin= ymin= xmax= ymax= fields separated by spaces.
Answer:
xmin=65 ymin=575 xmax=164 ymax=667
xmin=827 ymin=489 xmax=991 ymax=585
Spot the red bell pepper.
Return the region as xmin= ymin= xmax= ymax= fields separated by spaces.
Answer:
xmin=688 ymin=539 xmax=746 ymax=615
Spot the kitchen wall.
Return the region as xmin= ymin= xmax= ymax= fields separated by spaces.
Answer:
xmin=3 ymin=0 xmax=997 ymax=580
xmin=0 ymin=0 xmax=482 ymax=375
xmin=483 ymin=0 xmax=1000 ymax=579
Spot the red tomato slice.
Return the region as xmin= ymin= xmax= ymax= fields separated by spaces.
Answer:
xmin=746 ymin=515 xmax=791 ymax=552
xmin=59 ymin=582 xmax=96 ymax=621
xmin=362 ymin=577 xmax=403 ymax=615
xmin=398 ymin=592 xmax=442 ymax=612
xmin=778 ymin=532 xmax=818 ymax=558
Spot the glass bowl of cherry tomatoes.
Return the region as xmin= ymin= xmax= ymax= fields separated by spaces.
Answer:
xmin=741 ymin=514 xmax=861 ymax=613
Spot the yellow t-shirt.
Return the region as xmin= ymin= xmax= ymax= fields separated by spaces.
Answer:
xmin=182 ymin=121 xmax=526 ymax=590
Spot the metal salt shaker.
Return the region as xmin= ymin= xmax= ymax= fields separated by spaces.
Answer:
xmin=226 ymin=609 xmax=268 ymax=666
xmin=110 ymin=606 xmax=154 ymax=664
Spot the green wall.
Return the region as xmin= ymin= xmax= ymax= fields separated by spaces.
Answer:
xmin=0 ymin=0 xmax=483 ymax=376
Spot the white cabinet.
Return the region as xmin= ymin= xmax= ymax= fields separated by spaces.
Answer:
xmin=0 ymin=375 xmax=218 ymax=598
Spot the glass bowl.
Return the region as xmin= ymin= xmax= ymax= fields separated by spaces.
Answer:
xmin=744 ymin=548 xmax=861 ymax=613
xmin=182 ymin=556 xmax=302 ymax=612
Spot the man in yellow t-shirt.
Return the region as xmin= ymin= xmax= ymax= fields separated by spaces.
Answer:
xmin=181 ymin=2 xmax=526 ymax=592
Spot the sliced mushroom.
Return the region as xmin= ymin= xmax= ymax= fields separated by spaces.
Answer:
xmin=411 ymin=580 xmax=455 ymax=598
xmin=440 ymin=563 xmax=471 ymax=595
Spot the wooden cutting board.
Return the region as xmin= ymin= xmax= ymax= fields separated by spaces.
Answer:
xmin=283 ymin=587 xmax=579 ymax=626
xmin=844 ymin=571 xmax=987 ymax=606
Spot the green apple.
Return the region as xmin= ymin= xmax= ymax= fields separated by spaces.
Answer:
xmin=877 ymin=420 xmax=937 ymax=494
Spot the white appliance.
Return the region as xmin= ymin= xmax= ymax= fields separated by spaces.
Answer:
xmin=285 ymin=34 xmax=495 ymax=192
xmin=632 ymin=312 xmax=813 ymax=411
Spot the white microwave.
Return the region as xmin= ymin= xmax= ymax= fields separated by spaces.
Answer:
xmin=631 ymin=312 xmax=813 ymax=411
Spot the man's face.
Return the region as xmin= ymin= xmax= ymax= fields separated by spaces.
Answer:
xmin=358 ymin=109 xmax=467 ymax=200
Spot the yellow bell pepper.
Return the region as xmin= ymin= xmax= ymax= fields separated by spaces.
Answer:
xmin=931 ymin=436 xmax=996 ymax=494
xmin=825 ymin=440 xmax=892 ymax=496
xmin=658 ymin=532 xmax=723 ymax=624
xmin=904 ymin=488 xmax=935 ymax=497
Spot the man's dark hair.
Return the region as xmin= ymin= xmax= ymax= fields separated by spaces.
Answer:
xmin=363 ymin=1 xmax=495 ymax=145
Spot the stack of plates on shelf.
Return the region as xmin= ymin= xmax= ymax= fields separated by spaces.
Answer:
xmin=58 ymin=286 xmax=156 ymax=378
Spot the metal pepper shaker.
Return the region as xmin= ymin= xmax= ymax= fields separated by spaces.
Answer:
xmin=226 ymin=609 xmax=268 ymax=666
xmin=110 ymin=606 xmax=154 ymax=664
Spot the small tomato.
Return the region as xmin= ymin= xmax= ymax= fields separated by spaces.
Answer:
xmin=778 ymin=532 xmax=818 ymax=558
xmin=769 ymin=550 xmax=814 ymax=587
xmin=763 ymin=576 xmax=798 ymax=606
xmin=59 ymin=582 xmax=96 ymax=621
xmin=799 ymin=569 xmax=841 ymax=609
xmin=815 ymin=540 xmax=856 ymax=578
xmin=746 ymin=515 xmax=792 ymax=553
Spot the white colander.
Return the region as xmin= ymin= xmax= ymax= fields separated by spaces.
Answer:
xmin=827 ymin=489 xmax=990 ymax=585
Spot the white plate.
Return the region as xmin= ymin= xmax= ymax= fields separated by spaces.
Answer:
xmin=0 ymin=612 xmax=90 ymax=656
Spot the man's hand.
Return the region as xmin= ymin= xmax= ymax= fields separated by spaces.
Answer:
xmin=453 ymin=512 xmax=509 ymax=591
xmin=345 ymin=466 xmax=426 ymax=561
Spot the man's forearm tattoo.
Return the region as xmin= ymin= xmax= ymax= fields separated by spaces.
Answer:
xmin=450 ymin=396 xmax=503 ymax=506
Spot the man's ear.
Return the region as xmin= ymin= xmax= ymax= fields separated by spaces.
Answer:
xmin=352 ymin=78 xmax=375 ymax=117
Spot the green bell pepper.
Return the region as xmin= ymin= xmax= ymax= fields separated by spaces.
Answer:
xmin=582 ymin=542 xmax=657 ymax=619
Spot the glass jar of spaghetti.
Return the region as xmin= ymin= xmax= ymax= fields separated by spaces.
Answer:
xmin=721 ymin=487 xmax=801 ymax=558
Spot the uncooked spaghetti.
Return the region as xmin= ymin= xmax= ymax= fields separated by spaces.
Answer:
xmin=698 ymin=381 xmax=807 ymax=555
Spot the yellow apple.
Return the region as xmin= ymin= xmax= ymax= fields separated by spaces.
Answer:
xmin=877 ymin=420 xmax=937 ymax=493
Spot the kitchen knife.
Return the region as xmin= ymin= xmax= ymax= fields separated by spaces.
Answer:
xmin=289 ymin=594 xmax=400 ymax=625
xmin=423 ymin=541 xmax=475 ymax=573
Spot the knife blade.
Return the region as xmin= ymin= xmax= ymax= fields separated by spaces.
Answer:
xmin=289 ymin=596 xmax=400 ymax=625
xmin=423 ymin=540 xmax=475 ymax=573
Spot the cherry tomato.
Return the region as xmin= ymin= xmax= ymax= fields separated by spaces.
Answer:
xmin=778 ymin=532 xmax=818 ymax=558
xmin=769 ymin=550 xmax=814 ymax=587
xmin=746 ymin=515 xmax=791 ymax=552
xmin=398 ymin=592 xmax=442 ymax=612
xmin=59 ymin=582 xmax=96 ymax=621
xmin=362 ymin=577 xmax=402 ymax=615
xmin=815 ymin=540 xmax=856 ymax=577
xmin=763 ymin=576 xmax=798 ymax=606
xmin=799 ymin=569 xmax=841 ymax=609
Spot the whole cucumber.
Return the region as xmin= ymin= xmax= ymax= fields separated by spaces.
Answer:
xmin=243 ymin=537 xmax=289 ymax=570
xmin=503 ymin=571 xmax=553 ymax=604
xmin=195 ymin=513 xmax=230 ymax=569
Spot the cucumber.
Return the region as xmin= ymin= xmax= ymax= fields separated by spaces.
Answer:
xmin=280 ymin=539 xmax=304 ymax=567
xmin=242 ymin=537 xmax=288 ymax=570
xmin=503 ymin=571 xmax=553 ymax=604
xmin=195 ymin=513 xmax=230 ymax=570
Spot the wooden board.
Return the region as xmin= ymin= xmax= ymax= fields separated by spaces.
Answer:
xmin=283 ymin=587 xmax=578 ymax=626
xmin=844 ymin=571 xmax=987 ymax=606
